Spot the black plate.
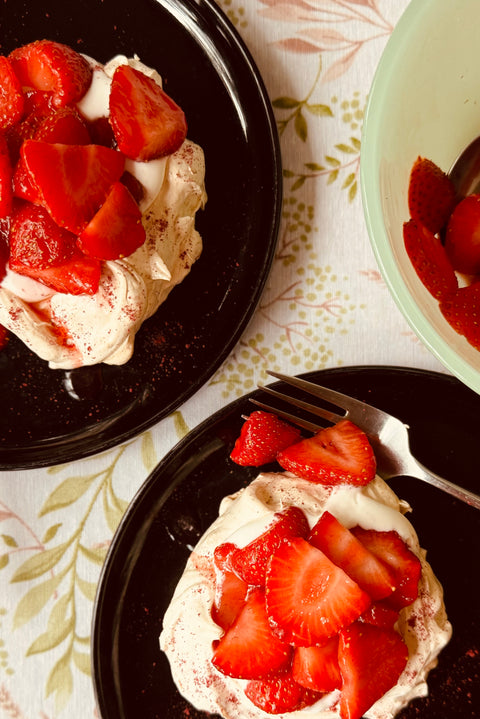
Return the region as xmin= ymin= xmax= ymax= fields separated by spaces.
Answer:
xmin=92 ymin=366 xmax=480 ymax=719
xmin=0 ymin=0 xmax=281 ymax=469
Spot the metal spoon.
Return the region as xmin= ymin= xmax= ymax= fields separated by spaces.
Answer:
xmin=448 ymin=135 xmax=480 ymax=197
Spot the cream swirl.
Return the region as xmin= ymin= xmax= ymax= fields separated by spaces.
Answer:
xmin=160 ymin=473 xmax=451 ymax=719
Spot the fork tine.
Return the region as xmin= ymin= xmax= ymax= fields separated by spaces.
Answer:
xmin=249 ymin=398 xmax=322 ymax=433
xmin=259 ymin=385 xmax=345 ymax=425
xmin=266 ymin=371 xmax=371 ymax=418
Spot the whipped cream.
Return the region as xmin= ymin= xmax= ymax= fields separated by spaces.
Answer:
xmin=160 ymin=472 xmax=452 ymax=719
xmin=0 ymin=55 xmax=206 ymax=369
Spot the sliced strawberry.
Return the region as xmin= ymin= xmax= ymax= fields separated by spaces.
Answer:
xmin=12 ymin=154 xmax=39 ymax=203
xmin=4 ymin=92 xmax=52 ymax=163
xmin=230 ymin=410 xmax=301 ymax=467
xmin=0 ymin=132 xmax=13 ymax=218
xmin=403 ymin=218 xmax=458 ymax=301
xmin=9 ymin=201 xmax=77 ymax=269
xmin=244 ymin=674 xmax=305 ymax=715
xmin=352 ymin=528 xmax=421 ymax=610
xmin=308 ymin=511 xmax=396 ymax=600
xmin=109 ymin=64 xmax=187 ymax=161
xmin=77 ymin=181 xmax=146 ymax=260
xmin=359 ymin=602 xmax=400 ymax=630
xmin=444 ymin=194 xmax=480 ymax=275
xmin=229 ymin=506 xmax=309 ymax=587
xmin=20 ymin=140 xmax=125 ymax=234
xmin=9 ymin=40 xmax=92 ymax=108
xmin=292 ymin=636 xmax=341 ymax=693
xmin=34 ymin=106 xmax=90 ymax=145
xmin=0 ymin=55 xmax=25 ymax=129
xmin=338 ymin=622 xmax=409 ymax=719
xmin=0 ymin=324 xmax=9 ymax=350
xmin=408 ymin=156 xmax=456 ymax=234
xmin=12 ymin=252 xmax=101 ymax=295
xmin=211 ymin=568 xmax=248 ymax=631
xmin=440 ymin=282 xmax=480 ymax=350
xmin=265 ymin=537 xmax=371 ymax=646
xmin=277 ymin=419 xmax=376 ymax=487
xmin=211 ymin=588 xmax=292 ymax=680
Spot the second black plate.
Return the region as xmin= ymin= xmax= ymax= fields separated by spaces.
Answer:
xmin=92 ymin=366 xmax=480 ymax=719
xmin=0 ymin=0 xmax=281 ymax=468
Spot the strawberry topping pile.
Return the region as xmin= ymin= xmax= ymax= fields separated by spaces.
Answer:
xmin=0 ymin=39 xmax=188 ymax=307
xmin=211 ymin=508 xmax=418 ymax=717
xmin=404 ymin=154 xmax=480 ymax=351
xmin=212 ymin=411 xmax=421 ymax=716
xmin=231 ymin=410 xmax=377 ymax=486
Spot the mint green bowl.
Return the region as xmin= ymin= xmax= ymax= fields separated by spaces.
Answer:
xmin=361 ymin=0 xmax=480 ymax=394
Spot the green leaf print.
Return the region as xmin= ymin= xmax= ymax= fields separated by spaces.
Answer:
xmin=39 ymin=474 xmax=98 ymax=516
xmin=11 ymin=541 xmax=70 ymax=583
xmin=9 ymin=443 xmax=130 ymax=710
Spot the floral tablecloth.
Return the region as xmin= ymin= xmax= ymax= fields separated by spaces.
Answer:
xmin=0 ymin=1 xmax=449 ymax=717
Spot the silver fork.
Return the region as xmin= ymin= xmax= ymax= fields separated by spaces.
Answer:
xmin=251 ymin=371 xmax=480 ymax=510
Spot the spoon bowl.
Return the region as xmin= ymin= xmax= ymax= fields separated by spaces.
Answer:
xmin=448 ymin=135 xmax=480 ymax=198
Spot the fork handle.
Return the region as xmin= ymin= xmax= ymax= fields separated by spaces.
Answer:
xmin=410 ymin=458 xmax=480 ymax=510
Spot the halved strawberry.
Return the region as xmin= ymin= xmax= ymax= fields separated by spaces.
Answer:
xmin=444 ymin=194 xmax=480 ymax=275
xmin=211 ymin=588 xmax=292 ymax=680
xmin=352 ymin=528 xmax=421 ymax=610
xmin=265 ymin=537 xmax=371 ymax=646
xmin=77 ymin=181 xmax=146 ymax=260
xmin=359 ymin=602 xmax=400 ymax=630
xmin=228 ymin=506 xmax=309 ymax=587
xmin=9 ymin=40 xmax=92 ymax=108
xmin=308 ymin=511 xmax=396 ymax=600
xmin=109 ymin=64 xmax=187 ymax=161
xmin=403 ymin=218 xmax=458 ymax=301
xmin=408 ymin=156 xmax=456 ymax=234
xmin=20 ymin=140 xmax=125 ymax=234
xmin=34 ymin=106 xmax=90 ymax=145
xmin=292 ymin=636 xmax=341 ymax=693
xmin=440 ymin=282 xmax=480 ymax=350
xmin=230 ymin=410 xmax=301 ymax=467
xmin=9 ymin=201 xmax=77 ymax=269
xmin=277 ymin=419 xmax=376 ymax=487
xmin=244 ymin=674 xmax=305 ymax=714
xmin=0 ymin=132 xmax=13 ymax=218
xmin=0 ymin=55 xmax=25 ymax=129
xmin=12 ymin=252 xmax=101 ymax=295
xmin=338 ymin=622 xmax=409 ymax=719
